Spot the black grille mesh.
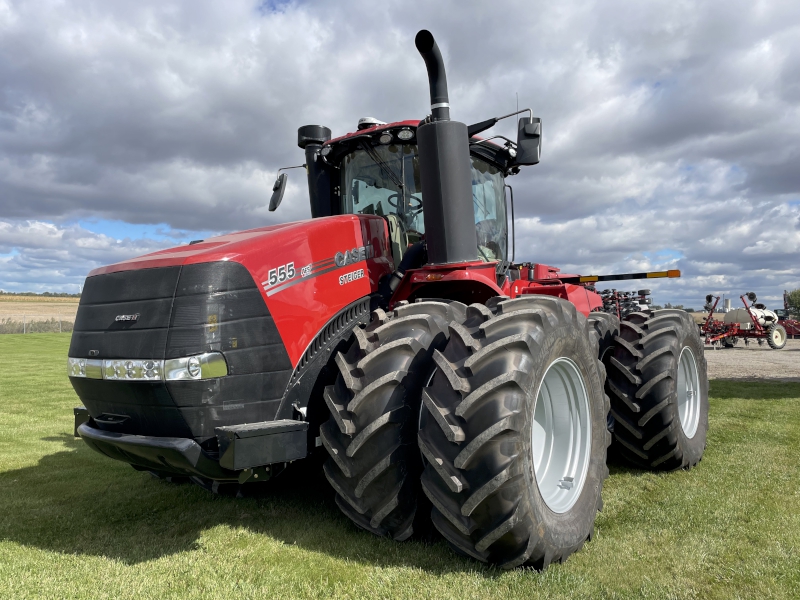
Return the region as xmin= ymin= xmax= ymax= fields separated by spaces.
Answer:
xmin=69 ymin=262 xmax=292 ymax=440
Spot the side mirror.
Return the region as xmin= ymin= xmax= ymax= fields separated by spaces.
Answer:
xmin=269 ymin=173 xmax=287 ymax=212
xmin=513 ymin=116 xmax=541 ymax=166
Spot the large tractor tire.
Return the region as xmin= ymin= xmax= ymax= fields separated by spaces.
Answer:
xmin=417 ymin=296 xmax=610 ymax=569
xmin=606 ymin=309 xmax=708 ymax=470
xmin=588 ymin=312 xmax=620 ymax=432
xmin=767 ymin=323 xmax=787 ymax=350
xmin=321 ymin=300 xmax=466 ymax=541
xmin=588 ymin=312 xmax=620 ymax=361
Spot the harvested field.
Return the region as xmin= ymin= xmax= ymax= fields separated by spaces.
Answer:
xmin=0 ymin=294 xmax=80 ymax=303
xmin=704 ymin=338 xmax=800 ymax=381
xmin=0 ymin=299 xmax=79 ymax=334
xmin=0 ymin=299 xmax=79 ymax=318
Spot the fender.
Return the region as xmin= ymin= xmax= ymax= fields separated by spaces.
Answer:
xmin=391 ymin=261 xmax=504 ymax=307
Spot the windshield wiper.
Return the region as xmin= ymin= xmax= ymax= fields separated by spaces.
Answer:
xmin=359 ymin=142 xmax=405 ymax=191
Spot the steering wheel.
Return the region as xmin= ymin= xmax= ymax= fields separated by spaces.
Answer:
xmin=387 ymin=193 xmax=423 ymax=215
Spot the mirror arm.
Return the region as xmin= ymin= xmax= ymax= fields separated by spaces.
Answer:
xmin=268 ymin=164 xmax=306 ymax=213
xmin=277 ymin=164 xmax=306 ymax=175
xmin=467 ymin=108 xmax=532 ymax=138
xmin=469 ymin=135 xmax=516 ymax=148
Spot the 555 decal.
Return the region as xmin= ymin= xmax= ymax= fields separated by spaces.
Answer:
xmin=267 ymin=262 xmax=296 ymax=286
xmin=262 ymin=244 xmax=374 ymax=297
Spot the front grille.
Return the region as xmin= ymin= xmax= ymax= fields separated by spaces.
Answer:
xmin=69 ymin=261 xmax=292 ymax=441
xmin=70 ymin=267 xmax=180 ymax=359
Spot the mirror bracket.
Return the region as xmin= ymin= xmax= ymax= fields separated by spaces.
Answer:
xmin=268 ymin=164 xmax=306 ymax=212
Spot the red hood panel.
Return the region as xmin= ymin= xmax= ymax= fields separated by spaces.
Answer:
xmin=89 ymin=222 xmax=299 ymax=276
xmin=88 ymin=215 xmax=393 ymax=366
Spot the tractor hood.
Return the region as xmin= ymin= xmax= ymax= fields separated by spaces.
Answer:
xmin=81 ymin=214 xmax=393 ymax=366
xmin=91 ymin=215 xmax=383 ymax=277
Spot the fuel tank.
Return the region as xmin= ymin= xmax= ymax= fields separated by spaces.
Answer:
xmin=723 ymin=307 xmax=779 ymax=329
xmin=68 ymin=215 xmax=393 ymax=443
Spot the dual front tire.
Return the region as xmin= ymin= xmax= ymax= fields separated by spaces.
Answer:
xmin=322 ymin=299 xmax=708 ymax=568
xmin=418 ymin=296 xmax=609 ymax=568
xmin=320 ymin=301 xmax=466 ymax=540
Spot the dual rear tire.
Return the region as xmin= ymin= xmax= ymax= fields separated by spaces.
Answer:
xmin=605 ymin=310 xmax=708 ymax=470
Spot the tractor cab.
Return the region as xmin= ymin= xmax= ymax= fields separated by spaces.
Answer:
xmin=272 ymin=119 xmax=519 ymax=272
xmin=334 ymin=125 xmax=510 ymax=268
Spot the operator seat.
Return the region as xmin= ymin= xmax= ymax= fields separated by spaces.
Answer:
xmin=384 ymin=214 xmax=408 ymax=269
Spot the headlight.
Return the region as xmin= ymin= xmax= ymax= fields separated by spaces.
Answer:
xmin=103 ymin=359 xmax=163 ymax=381
xmin=68 ymin=358 xmax=103 ymax=379
xmin=164 ymin=353 xmax=228 ymax=381
xmin=67 ymin=352 xmax=227 ymax=381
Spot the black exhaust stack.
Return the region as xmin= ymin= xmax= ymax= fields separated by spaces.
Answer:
xmin=415 ymin=30 xmax=477 ymax=265
xmin=298 ymin=125 xmax=333 ymax=217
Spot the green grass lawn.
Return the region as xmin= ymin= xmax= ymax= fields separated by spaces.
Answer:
xmin=1 ymin=334 xmax=798 ymax=600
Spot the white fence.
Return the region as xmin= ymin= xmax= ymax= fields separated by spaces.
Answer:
xmin=0 ymin=315 xmax=75 ymax=334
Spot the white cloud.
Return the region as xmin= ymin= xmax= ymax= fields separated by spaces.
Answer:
xmin=0 ymin=220 xmax=173 ymax=292
xmin=0 ymin=0 xmax=798 ymax=307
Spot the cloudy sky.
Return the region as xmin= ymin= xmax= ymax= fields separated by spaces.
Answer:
xmin=1 ymin=0 xmax=799 ymax=308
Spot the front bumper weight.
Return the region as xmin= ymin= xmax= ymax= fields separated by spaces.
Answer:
xmin=77 ymin=422 xmax=238 ymax=480
xmin=216 ymin=420 xmax=309 ymax=471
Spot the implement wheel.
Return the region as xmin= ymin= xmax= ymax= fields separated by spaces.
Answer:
xmin=606 ymin=309 xmax=708 ymax=470
xmin=321 ymin=301 xmax=466 ymax=540
xmin=418 ymin=296 xmax=609 ymax=569
xmin=767 ymin=324 xmax=787 ymax=350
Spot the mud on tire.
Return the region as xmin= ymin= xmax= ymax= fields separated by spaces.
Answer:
xmin=321 ymin=300 xmax=466 ymax=540
xmin=606 ymin=309 xmax=709 ymax=470
xmin=417 ymin=296 xmax=610 ymax=569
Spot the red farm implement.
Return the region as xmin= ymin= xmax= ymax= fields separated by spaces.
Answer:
xmin=702 ymin=292 xmax=788 ymax=349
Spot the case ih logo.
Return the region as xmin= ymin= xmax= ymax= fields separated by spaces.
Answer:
xmin=334 ymin=245 xmax=374 ymax=267
xmin=115 ymin=314 xmax=140 ymax=322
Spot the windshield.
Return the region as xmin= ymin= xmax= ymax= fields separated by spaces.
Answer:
xmin=341 ymin=143 xmax=508 ymax=262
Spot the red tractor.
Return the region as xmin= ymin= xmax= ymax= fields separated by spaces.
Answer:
xmin=69 ymin=31 xmax=708 ymax=569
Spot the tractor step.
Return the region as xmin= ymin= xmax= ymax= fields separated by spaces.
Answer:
xmin=216 ymin=420 xmax=309 ymax=471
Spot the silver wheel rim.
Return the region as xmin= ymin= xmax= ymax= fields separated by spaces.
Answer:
xmin=677 ymin=346 xmax=701 ymax=438
xmin=531 ymin=357 xmax=591 ymax=514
